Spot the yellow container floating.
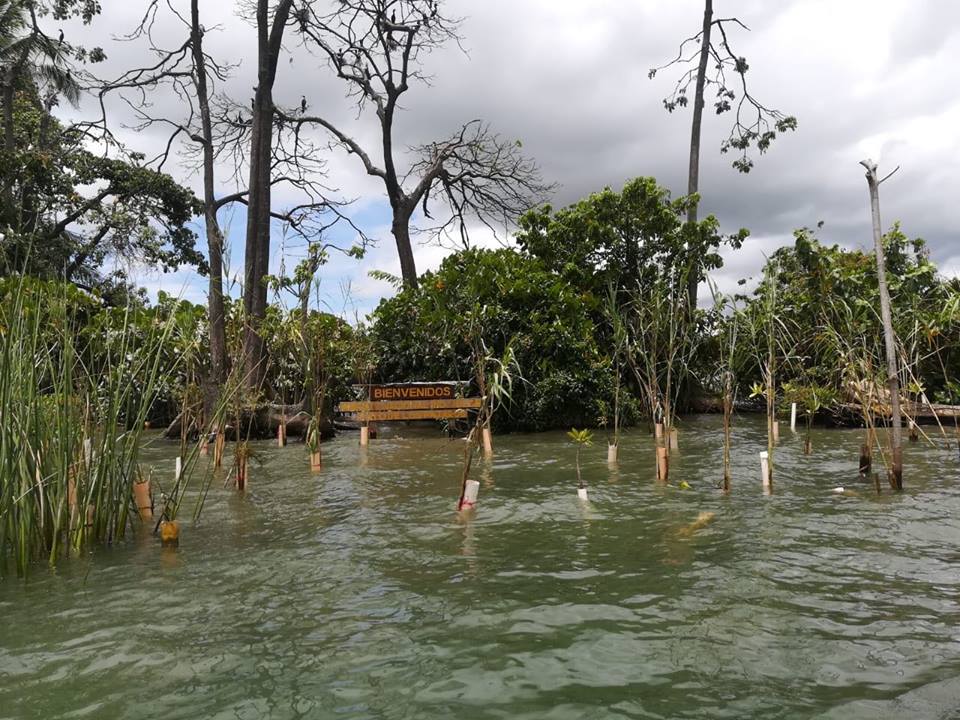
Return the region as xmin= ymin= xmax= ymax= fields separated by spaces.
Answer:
xmin=159 ymin=520 xmax=180 ymax=546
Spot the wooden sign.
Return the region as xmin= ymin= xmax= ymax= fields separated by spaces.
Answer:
xmin=338 ymin=398 xmax=482 ymax=412
xmin=338 ymin=384 xmax=480 ymax=423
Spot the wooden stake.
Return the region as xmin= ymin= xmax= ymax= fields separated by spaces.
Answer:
xmin=310 ymin=450 xmax=322 ymax=471
xmin=607 ymin=444 xmax=618 ymax=464
xmin=359 ymin=425 xmax=370 ymax=447
xmin=760 ymin=451 xmax=771 ymax=493
xmin=278 ymin=417 xmax=287 ymax=447
xmin=790 ymin=403 xmax=797 ymax=431
xmin=772 ymin=421 xmax=780 ymax=443
xmin=656 ymin=446 xmax=669 ymax=482
xmin=577 ymin=486 xmax=589 ymax=501
xmin=482 ymin=427 xmax=493 ymax=458
xmin=890 ymin=446 xmax=903 ymax=489
xmin=133 ymin=480 xmax=152 ymax=521
xmin=668 ymin=428 xmax=679 ymax=450
xmin=859 ymin=440 xmax=872 ymax=476
xmin=654 ymin=423 xmax=664 ymax=442
xmin=175 ymin=456 xmax=182 ymax=482
xmin=236 ymin=455 xmax=248 ymax=491
xmin=213 ymin=431 xmax=225 ymax=469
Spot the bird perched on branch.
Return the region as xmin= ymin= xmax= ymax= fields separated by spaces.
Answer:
xmin=301 ymin=95 xmax=308 ymax=113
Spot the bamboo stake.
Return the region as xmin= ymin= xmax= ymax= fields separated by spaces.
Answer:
xmin=482 ymin=427 xmax=493 ymax=458
xmin=790 ymin=402 xmax=797 ymax=431
xmin=213 ymin=430 xmax=225 ymax=468
xmin=133 ymin=479 xmax=152 ymax=521
xmin=236 ymin=455 xmax=248 ymax=491
xmin=656 ymin=446 xmax=669 ymax=482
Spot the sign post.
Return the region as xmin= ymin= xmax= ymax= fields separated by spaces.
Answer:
xmin=338 ymin=383 xmax=481 ymax=426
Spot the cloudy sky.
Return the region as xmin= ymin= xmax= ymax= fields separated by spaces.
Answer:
xmin=64 ymin=0 xmax=960 ymax=315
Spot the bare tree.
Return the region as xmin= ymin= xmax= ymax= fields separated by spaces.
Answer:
xmin=290 ymin=0 xmax=550 ymax=288
xmin=241 ymin=0 xmax=294 ymax=388
xmin=861 ymin=159 xmax=903 ymax=490
xmin=650 ymin=0 xmax=797 ymax=307
xmin=88 ymin=0 xmax=358 ymax=400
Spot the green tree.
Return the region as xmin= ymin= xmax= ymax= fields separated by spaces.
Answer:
xmin=0 ymin=91 xmax=205 ymax=290
xmin=516 ymin=177 xmax=745 ymax=305
xmin=371 ymin=248 xmax=636 ymax=432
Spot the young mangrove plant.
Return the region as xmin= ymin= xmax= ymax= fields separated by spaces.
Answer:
xmin=568 ymin=428 xmax=593 ymax=499
xmin=707 ymin=280 xmax=746 ymax=491
xmin=782 ymin=382 xmax=835 ymax=455
xmin=457 ymin=331 xmax=520 ymax=510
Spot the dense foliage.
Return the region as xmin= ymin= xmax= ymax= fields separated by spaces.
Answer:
xmin=371 ymin=248 xmax=641 ymax=432
xmin=736 ymin=226 xmax=960 ymax=409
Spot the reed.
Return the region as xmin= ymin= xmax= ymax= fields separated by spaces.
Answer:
xmin=0 ymin=281 xmax=178 ymax=577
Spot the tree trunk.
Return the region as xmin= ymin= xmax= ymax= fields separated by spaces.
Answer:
xmin=861 ymin=159 xmax=903 ymax=489
xmin=391 ymin=215 xmax=419 ymax=289
xmin=684 ymin=0 xmax=713 ymax=310
xmin=241 ymin=0 xmax=293 ymax=389
xmin=191 ymin=0 xmax=228 ymax=408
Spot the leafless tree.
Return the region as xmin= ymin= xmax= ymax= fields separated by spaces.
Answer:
xmin=86 ymin=0 xmax=362 ymax=398
xmin=861 ymin=159 xmax=903 ymax=489
xmin=650 ymin=0 xmax=797 ymax=307
xmin=289 ymin=0 xmax=551 ymax=288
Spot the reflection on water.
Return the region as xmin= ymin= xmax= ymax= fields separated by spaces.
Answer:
xmin=3 ymin=414 xmax=960 ymax=719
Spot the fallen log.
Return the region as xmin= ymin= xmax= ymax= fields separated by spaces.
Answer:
xmin=163 ymin=402 xmax=334 ymax=441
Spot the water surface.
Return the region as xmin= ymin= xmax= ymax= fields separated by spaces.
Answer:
xmin=3 ymin=415 xmax=960 ymax=719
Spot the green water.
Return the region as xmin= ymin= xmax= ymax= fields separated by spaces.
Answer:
xmin=3 ymin=415 xmax=960 ymax=719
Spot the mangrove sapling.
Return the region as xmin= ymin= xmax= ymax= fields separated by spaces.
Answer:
xmin=568 ymin=429 xmax=594 ymax=500
xmin=782 ymin=383 xmax=835 ymax=455
xmin=707 ymin=280 xmax=746 ymax=492
xmin=602 ymin=284 xmax=631 ymax=464
xmin=456 ymin=339 xmax=520 ymax=511
xmin=616 ymin=270 xmax=700 ymax=481
xmin=746 ymin=257 xmax=794 ymax=489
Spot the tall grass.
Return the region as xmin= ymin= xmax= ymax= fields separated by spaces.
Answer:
xmin=0 ymin=280 xmax=177 ymax=577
